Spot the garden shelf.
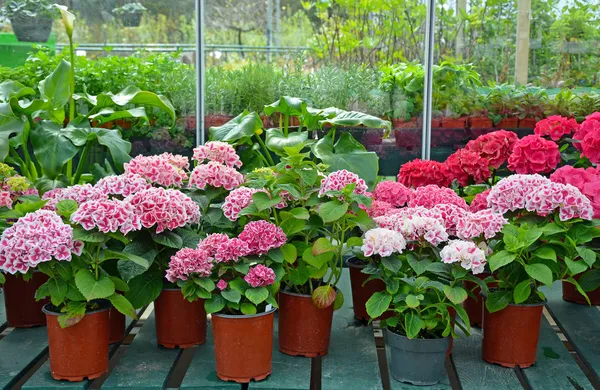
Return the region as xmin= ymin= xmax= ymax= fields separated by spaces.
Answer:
xmin=0 ymin=274 xmax=597 ymax=389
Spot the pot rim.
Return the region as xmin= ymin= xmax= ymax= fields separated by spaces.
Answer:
xmin=212 ymin=307 xmax=276 ymax=319
xmin=480 ymin=291 xmax=547 ymax=307
xmin=385 ymin=327 xmax=451 ymax=342
xmin=346 ymin=257 xmax=368 ymax=268
xmin=161 ymin=287 xmax=182 ymax=292
xmin=281 ymin=286 xmax=340 ymax=299
xmin=43 ymin=300 xmax=111 ymax=316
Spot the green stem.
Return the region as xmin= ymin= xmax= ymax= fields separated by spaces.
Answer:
xmin=255 ymin=134 xmax=275 ymax=166
xmin=22 ymin=117 xmax=37 ymax=180
xmin=284 ymin=114 xmax=289 ymax=137
xmin=9 ymin=148 xmax=29 ymax=178
xmin=73 ymin=142 xmax=92 ymax=184
xmin=66 ymin=35 xmax=76 ymax=180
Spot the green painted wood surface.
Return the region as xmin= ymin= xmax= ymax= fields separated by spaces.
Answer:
xmin=321 ymin=269 xmax=382 ymax=390
xmin=544 ymin=282 xmax=600 ymax=382
xmin=452 ymin=328 xmax=521 ymax=389
xmin=0 ymin=327 xmax=48 ymax=390
xmin=0 ymin=292 xmax=6 ymax=326
xmin=522 ymin=317 xmax=593 ymax=389
xmin=180 ymin=318 xmax=240 ymax=389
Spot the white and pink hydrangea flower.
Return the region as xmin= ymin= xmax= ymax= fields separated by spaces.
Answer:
xmin=95 ymin=174 xmax=152 ymax=197
xmin=244 ymin=264 xmax=276 ymax=287
xmin=214 ymin=238 xmax=250 ymax=263
xmin=361 ymin=228 xmax=406 ymax=257
xmin=0 ymin=191 xmax=12 ymax=209
xmin=124 ymin=153 xmax=189 ymax=187
xmin=372 ymin=181 xmax=412 ymax=207
xmin=42 ymin=184 xmax=106 ymax=210
xmin=197 ymin=233 xmax=230 ymax=257
xmin=165 ymin=248 xmax=213 ymax=283
xmin=192 ymin=141 xmax=242 ymax=168
xmin=440 ymin=240 xmax=487 ymax=274
xmin=71 ymin=199 xmax=142 ymax=235
xmin=188 ymin=161 xmax=244 ymax=191
xmin=399 ymin=216 xmax=449 ymax=246
xmin=318 ymin=169 xmax=368 ymax=198
xmin=456 ymin=209 xmax=508 ymax=240
xmin=222 ymin=187 xmax=262 ymax=221
xmin=238 ymin=220 xmax=287 ymax=256
xmin=407 ymin=185 xmax=468 ymax=210
xmin=432 ymin=203 xmax=469 ymax=236
xmin=486 ymin=174 xmax=549 ymax=214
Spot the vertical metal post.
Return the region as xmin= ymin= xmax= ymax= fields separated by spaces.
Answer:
xmin=275 ymin=0 xmax=281 ymax=48
xmin=514 ymin=0 xmax=531 ymax=85
xmin=195 ymin=0 xmax=205 ymax=147
xmin=421 ymin=0 xmax=436 ymax=160
xmin=266 ymin=0 xmax=273 ymax=64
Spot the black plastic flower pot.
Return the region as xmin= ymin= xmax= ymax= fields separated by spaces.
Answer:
xmin=10 ymin=15 xmax=53 ymax=42
xmin=120 ymin=12 xmax=143 ymax=27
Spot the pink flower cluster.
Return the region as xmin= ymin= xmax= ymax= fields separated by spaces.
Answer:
xmin=188 ymin=161 xmax=244 ymax=191
xmin=432 ymin=203 xmax=469 ymax=236
xmin=124 ymin=153 xmax=189 ymax=187
xmin=197 ymin=233 xmax=230 ymax=257
xmin=193 ymin=141 xmax=242 ymax=168
xmin=580 ymin=119 xmax=600 ymax=164
xmin=238 ymin=220 xmax=286 ymax=256
xmin=126 ymin=188 xmax=200 ymax=233
xmin=367 ymin=200 xmax=394 ymax=218
xmin=397 ymin=159 xmax=452 ymax=188
xmin=465 ymin=130 xmax=519 ymax=169
xmin=165 ymin=248 xmax=213 ymax=283
xmin=445 ymin=149 xmax=491 ymax=186
xmin=456 ymin=209 xmax=507 ymax=240
xmin=469 ymin=189 xmax=491 ymax=212
xmin=534 ymin=115 xmax=579 ymax=141
xmin=507 ymin=135 xmax=560 ymax=174
xmin=573 ymin=112 xmax=600 ymax=152
xmin=440 ymin=240 xmax=486 ymax=274
xmin=71 ymin=199 xmax=142 ymax=235
xmin=373 ymin=181 xmax=411 ymax=207
xmin=374 ymin=207 xmax=442 ymax=230
xmin=217 ymin=279 xmax=228 ymax=291
xmin=361 ymin=228 xmax=406 ymax=257
xmin=222 ymin=187 xmax=261 ymax=221
xmin=318 ymin=169 xmax=368 ymax=198
xmin=0 ymin=210 xmax=83 ymax=274
xmin=399 ymin=216 xmax=449 ymax=246
xmin=95 ymin=174 xmax=152 ymax=197
xmin=486 ymin=174 xmax=553 ymax=213
xmin=407 ymin=185 xmax=468 ymax=210
xmin=0 ymin=191 xmax=12 ymax=209
xmin=244 ymin=264 xmax=276 ymax=288
xmin=214 ymin=238 xmax=250 ymax=263
xmin=551 ymin=165 xmax=600 ymax=218
xmin=42 ymin=184 xmax=106 ymax=210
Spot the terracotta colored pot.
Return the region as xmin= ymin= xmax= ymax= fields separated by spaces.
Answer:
xmin=154 ymin=288 xmax=206 ymax=348
xmin=441 ymin=117 xmax=467 ymax=128
xmin=463 ymin=273 xmax=496 ymax=328
xmin=469 ymin=116 xmax=493 ymax=128
xmin=3 ymin=272 xmax=48 ymax=328
xmin=519 ymin=117 xmax=537 ymax=129
xmin=430 ymin=118 xmax=442 ymax=128
xmin=562 ymin=271 xmax=600 ymax=305
xmin=44 ymin=302 xmax=110 ymax=381
xmin=212 ymin=309 xmax=275 ymax=383
xmin=185 ymin=116 xmax=197 ymax=131
xmin=393 ymin=118 xmax=418 ymax=129
xmin=115 ymin=119 xmax=132 ymax=129
xmin=278 ymin=290 xmax=334 ymax=357
xmin=109 ymin=307 xmax=126 ymax=344
xmin=347 ymin=258 xmax=389 ymax=321
xmin=496 ymin=117 xmax=519 ymax=129
xmin=482 ymin=300 xmax=545 ymax=368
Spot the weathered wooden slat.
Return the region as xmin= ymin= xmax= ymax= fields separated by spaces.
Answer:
xmin=0 ymin=327 xmax=48 ymax=390
xmin=321 ymin=269 xmax=382 ymax=390
xmin=544 ymin=282 xmax=600 ymax=384
xmin=521 ymin=317 xmax=593 ymax=389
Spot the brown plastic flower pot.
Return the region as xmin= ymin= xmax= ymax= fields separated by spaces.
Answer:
xmin=347 ymin=258 xmax=390 ymax=321
xmin=3 ymin=272 xmax=48 ymax=328
xmin=154 ymin=288 xmax=206 ymax=348
xmin=44 ymin=302 xmax=110 ymax=381
xmin=463 ymin=273 xmax=496 ymax=328
xmin=482 ymin=300 xmax=545 ymax=368
xmin=212 ymin=309 xmax=275 ymax=383
xmin=519 ymin=118 xmax=537 ymax=129
xmin=496 ymin=117 xmax=519 ymax=129
xmin=109 ymin=306 xmax=126 ymax=344
xmin=562 ymin=272 xmax=600 ymax=305
xmin=441 ymin=117 xmax=468 ymax=128
xmin=278 ymin=290 xmax=334 ymax=357
xmin=469 ymin=116 xmax=493 ymax=129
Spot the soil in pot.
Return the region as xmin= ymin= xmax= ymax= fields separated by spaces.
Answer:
xmin=44 ymin=301 xmax=110 ymax=381
xmin=278 ymin=289 xmax=334 ymax=357
xmin=212 ymin=309 xmax=275 ymax=383
xmin=3 ymin=272 xmax=48 ymax=327
xmin=10 ymin=15 xmax=53 ymax=42
xmin=154 ymin=289 xmax=206 ymax=348
xmin=386 ymin=328 xmax=450 ymax=385
xmin=482 ymin=300 xmax=545 ymax=368
xmin=562 ymin=271 xmax=600 ymax=305
xmin=347 ymin=258 xmax=389 ymax=321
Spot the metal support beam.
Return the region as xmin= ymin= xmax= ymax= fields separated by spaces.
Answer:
xmin=195 ymin=0 xmax=205 ymax=147
xmin=275 ymin=0 xmax=281 ymax=48
xmin=266 ymin=0 xmax=273 ymax=64
xmin=421 ymin=0 xmax=436 ymax=160
xmin=455 ymin=0 xmax=466 ymax=58
xmin=514 ymin=0 xmax=531 ymax=85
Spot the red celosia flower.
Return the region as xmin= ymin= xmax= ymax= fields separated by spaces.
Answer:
xmin=534 ymin=115 xmax=579 ymax=141
xmin=397 ymin=159 xmax=452 ymax=188
xmin=465 ymin=130 xmax=519 ymax=169
xmin=507 ymin=135 xmax=560 ymax=174
xmin=445 ymin=149 xmax=491 ymax=186
xmin=372 ymin=181 xmax=412 ymax=207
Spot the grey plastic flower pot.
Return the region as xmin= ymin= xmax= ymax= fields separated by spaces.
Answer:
xmin=386 ymin=328 xmax=450 ymax=385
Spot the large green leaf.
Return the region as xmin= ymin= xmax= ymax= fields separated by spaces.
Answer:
xmin=366 ymin=291 xmax=392 ymax=318
xmin=317 ymin=200 xmax=348 ymax=223
xmin=0 ymin=80 xmax=35 ymax=102
xmin=119 ymin=241 xmax=158 ymax=282
xmin=39 ymin=59 xmax=72 ymax=109
xmin=108 ymin=293 xmax=137 ymax=319
xmin=88 ymin=107 xmax=148 ymax=125
xmin=524 ymin=263 xmax=553 ymax=286
xmin=263 ymin=96 xmax=306 ymax=117
xmin=75 ymin=269 xmax=115 ymax=301
xmin=95 ymin=128 xmax=132 ymax=169
xmin=0 ymin=102 xmax=26 ymax=161
xmin=312 ymin=133 xmax=378 ymax=188
xmin=319 ymin=110 xmax=392 ymax=136
xmin=125 ymin=273 xmax=163 ymax=309
xmin=31 ymin=121 xmax=79 ymax=179
xmin=209 ymin=111 xmax=262 ymax=143
xmin=265 ymin=128 xmax=308 ymax=155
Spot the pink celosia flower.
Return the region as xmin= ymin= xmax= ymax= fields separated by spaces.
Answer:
xmin=373 ymin=181 xmax=412 ymax=207
xmin=445 ymin=149 xmax=491 ymax=186
xmin=197 ymin=233 xmax=230 ymax=257
xmin=193 ymin=141 xmax=242 ymax=168
xmin=238 ymin=220 xmax=286 ymax=256
xmin=188 ymin=161 xmax=244 ymax=191
xmin=507 ymin=135 xmax=560 ymax=174
xmin=432 ymin=203 xmax=469 ymax=236
xmin=367 ymin=200 xmax=394 ymax=218
xmin=361 ymin=228 xmax=406 ymax=257
xmin=465 ymin=130 xmax=519 ymax=169
xmin=487 ymin=174 xmax=550 ymax=214
xmin=165 ymin=248 xmax=213 ymax=283
xmin=95 ymin=174 xmax=152 ymax=197
xmin=580 ymin=120 xmax=600 ymax=164
xmin=469 ymin=189 xmax=491 ymax=213
xmin=408 ymin=185 xmax=468 ymax=210
xmin=42 ymin=184 xmax=106 ymax=210
xmin=124 ymin=153 xmax=188 ymax=187
xmin=534 ymin=115 xmax=579 ymax=141
xmin=440 ymin=240 xmax=487 ymax=274
xmin=397 ymin=159 xmax=452 ymax=188
xmin=217 ymin=279 xmax=228 ymax=291
xmin=244 ymin=264 xmax=276 ymax=287
xmin=126 ymin=188 xmax=200 ymax=233
xmin=71 ymin=199 xmax=142 ymax=235
xmin=573 ymin=113 xmax=600 ymax=151
xmin=456 ymin=209 xmax=507 ymax=240
xmin=0 ymin=191 xmax=12 ymax=209
xmin=0 ymin=210 xmax=82 ymax=274
xmin=214 ymin=238 xmax=250 ymax=263
xmin=318 ymin=169 xmax=368 ymax=198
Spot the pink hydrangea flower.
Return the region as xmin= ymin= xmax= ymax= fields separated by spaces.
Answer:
xmin=507 ymin=135 xmax=560 ymax=174
xmin=456 ymin=209 xmax=508 ymax=240
xmin=465 ymin=130 xmax=519 ymax=169
xmin=397 ymin=159 xmax=452 ymax=188
xmin=445 ymin=149 xmax=491 ymax=186
xmin=193 ymin=141 xmax=242 ymax=168
xmin=0 ymin=191 xmax=13 ymax=209
xmin=580 ymin=120 xmax=600 ymax=164
xmin=95 ymin=174 xmax=152 ymax=197
xmin=217 ymin=279 xmax=228 ymax=291
xmin=432 ymin=203 xmax=469 ymax=236
xmin=469 ymin=189 xmax=491 ymax=212
xmin=534 ymin=115 xmax=579 ymax=141
xmin=551 ymin=166 xmax=600 ymax=218
xmin=399 ymin=216 xmax=449 ymax=246
xmin=165 ymin=248 xmax=213 ymax=283
xmin=407 ymin=185 xmax=468 ymax=210
xmin=0 ymin=210 xmax=82 ymax=274
xmin=188 ymin=161 xmax=244 ymax=191
xmin=222 ymin=187 xmax=264 ymax=221
xmin=71 ymin=199 xmax=142 ymax=235
xmin=318 ymin=170 xmax=368 ymax=198
xmin=126 ymin=188 xmax=201 ymax=233
xmin=440 ymin=240 xmax=486 ymax=274
xmin=374 ymin=207 xmax=443 ymax=230
xmin=197 ymin=233 xmax=230 ymax=256
xmin=366 ymin=200 xmax=394 ymax=218
xmin=124 ymin=153 xmax=189 ymax=187
xmin=214 ymin=238 xmax=250 ymax=263
xmin=487 ymin=174 xmax=550 ymax=214
xmin=244 ymin=264 xmax=276 ymax=287
xmin=238 ymin=220 xmax=286 ymax=256
xmin=361 ymin=228 xmax=406 ymax=257
xmin=42 ymin=184 xmax=106 ymax=210
xmin=525 ymin=181 xmax=593 ymax=221
xmin=573 ymin=113 xmax=600 ymax=151
xmin=373 ymin=181 xmax=412 ymax=207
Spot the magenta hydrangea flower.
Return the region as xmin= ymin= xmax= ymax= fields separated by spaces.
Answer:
xmin=165 ymin=248 xmax=213 ymax=283
xmin=407 ymin=185 xmax=468 ymax=210
xmin=126 ymin=188 xmax=200 ymax=233
xmin=188 ymin=161 xmax=244 ymax=191
xmin=222 ymin=187 xmax=262 ymax=221
xmin=197 ymin=233 xmax=230 ymax=257
xmin=534 ymin=115 xmax=579 ymax=141
xmin=95 ymin=174 xmax=152 ymax=197
xmin=214 ymin=238 xmax=250 ymax=263
xmin=71 ymin=199 xmax=142 ymax=235
xmin=366 ymin=200 xmax=394 ymax=218
xmin=469 ymin=189 xmax=491 ymax=212
xmin=123 ymin=153 xmax=189 ymax=187
xmin=0 ymin=191 xmax=12 ymax=209
xmin=432 ymin=203 xmax=469 ymax=236
xmin=374 ymin=207 xmax=443 ymax=230
xmin=373 ymin=181 xmax=412 ymax=207
xmin=361 ymin=228 xmax=406 ymax=257
xmin=193 ymin=141 xmax=242 ymax=168
xmin=318 ymin=169 xmax=368 ymax=198
xmin=456 ymin=209 xmax=508 ymax=240
xmin=440 ymin=240 xmax=487 ymax=274
xmin=42 ymin=184 xmax=106 ymax=210
xmin=217 ymin=279 xmax=228 ymax=291
xmin=244 ymin=264 xmax=276 ymax=288
xmin=0 ymin=210 xmax=83 ymax=274
xmin=238 ymin=220 xmax=287 ymax=256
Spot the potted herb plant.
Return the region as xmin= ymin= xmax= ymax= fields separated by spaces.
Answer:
xmin=484 ymin=174 xmax=597 ymax=368
xmin=2 ymin=0 xmax=56 ymax=42
xmin=113 ymin=2 xmax=147 ymax=27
